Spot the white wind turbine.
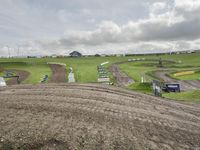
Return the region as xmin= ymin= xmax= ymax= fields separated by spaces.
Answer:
xmin=5 ymin=45 xmax=10 ymax=58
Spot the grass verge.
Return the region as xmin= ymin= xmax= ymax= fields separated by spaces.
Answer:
xmin=163 ymin=90 xmax=200 ymax=102
xmin=171 ymin=70 xmax=200 ymax=80
xmin=128 ymin=82 xmax=152 ymax=94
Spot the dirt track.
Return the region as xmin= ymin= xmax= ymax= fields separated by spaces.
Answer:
xmin=155 ymin=70 xmax=200 ymax=91
xmin=49 ymin=64 xmax=66 ymax=83
xmin=0 ymin=83 xmax=200 ymax=149
xmin=6 ymin=70 xmax=30 ymax=85
xmin=110 ymin=64 xmax=134 ymax=86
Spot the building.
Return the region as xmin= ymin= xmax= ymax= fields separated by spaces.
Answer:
xmin=69 ymin=51 xmax=82 ymax=57
xmin=51 ymin=54 xmax=57 ymax=58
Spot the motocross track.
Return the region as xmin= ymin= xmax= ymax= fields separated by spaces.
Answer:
xmin=49 ymin=64 xmax=66 ymax=83
xmin=110 ymin=64 xmax=134 ymax=86
xmin=0 ymin=83 xmax=200 ymax=150
xmin=6 ymin=70 xmax=30 ymax=85
xmin=155 ymin=70 xmax=200 ymax=91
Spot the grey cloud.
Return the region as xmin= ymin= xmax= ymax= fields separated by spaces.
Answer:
xmin=0 ymin=0 xmax=200 ymax=56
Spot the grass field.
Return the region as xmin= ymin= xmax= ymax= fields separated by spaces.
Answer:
xmin=171 ymin=70 xmax=200 ymax=80
xmin=0 ymin=56 xmax=132 ymax=83
xmin=128 ymin=82 xmax=152 ymax=93
xmin=117 ymin=53 xmax=200 ymax=101
xmin=0 ymin=52 xmax=200 ymax=102
xmin=119 ymin=61 xmax=157 ymax=82
xmin=0 ymin=62 xmax=52 ymax=84
xmin=163 ymin=90 xmax=200 ymax=102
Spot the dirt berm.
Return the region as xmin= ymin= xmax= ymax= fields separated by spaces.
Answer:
xmin=0 ymin=83 xmax=200 ymax=149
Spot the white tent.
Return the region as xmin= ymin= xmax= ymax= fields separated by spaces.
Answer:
xmin=0 ymin=77 xmax=6 ymax=86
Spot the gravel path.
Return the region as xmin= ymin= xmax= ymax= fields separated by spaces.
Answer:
xmin=0 ymin=83 xmax=199 ymax=149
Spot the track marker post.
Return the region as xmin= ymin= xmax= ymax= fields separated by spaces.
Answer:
xmin=152 ymin=80 xmax=162 ymax=97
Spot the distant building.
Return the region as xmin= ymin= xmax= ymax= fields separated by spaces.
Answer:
xmin=27 ymin=56 xmax=37 ymax=58
xmin=51 ymin=54 xmax=57 ymax=58
xmin=116 ymin=54 xmax=125 ymax=57
xmin=69 ymin=51 xmax=82 ymax=57
xmin=101 ymin=54 xmax=106 ymax=57
xmin=95 ymin=54 xmax=101 ymax=57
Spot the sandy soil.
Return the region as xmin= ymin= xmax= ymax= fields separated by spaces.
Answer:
xmin=0 ymin=83 xmax=199 ymax=149
xmin=6 ymin=70 xmax=30 ymax=85
xmin=110 ymin=64 xmax=134 ymax=86
xmin=155 ymin=70 xmax=200 ymax=91
xmin=49 ymin=64 xmax=66 ymax=83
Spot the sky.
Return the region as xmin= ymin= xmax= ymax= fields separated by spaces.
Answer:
xmin=0 ymin=0 xmax=200 ymax=56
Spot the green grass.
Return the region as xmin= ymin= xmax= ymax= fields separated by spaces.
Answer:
xmin=117 ymin=53 xmax=200 ymax=102
xmin=0 ymin=72 xmax=4 ymax=76
xmin=128 ymin=82 xmax=152 ymax=93
xmin=72 ymin=64 xmax=98 ymax=83
xmin=24 ymin=64 xmax=52 ymax=84
xmin=171 ymin=70 xmax=200 ymax=80
xmin=163 ymin=90 xmax=200 ymax=102
xmin=1 ymin=53 xmax=200 ymax=102
xmin=0 ymin=62 xmax=52 ymax=84
xmin=119 ymin=61 xmax=157 ymax=82
xmin=0 ymin=56 xmax=136 ymax=83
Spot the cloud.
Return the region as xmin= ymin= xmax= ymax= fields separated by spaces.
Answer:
xmin=175 ymin=0 xmax=200 ymax=11
xmin=0 ymin=0 xmax=200 ymax=56
xmin=150 ymin=2 xmax=168 ymax=16
xmin=55 ymin=0 xmax=200 ymax=45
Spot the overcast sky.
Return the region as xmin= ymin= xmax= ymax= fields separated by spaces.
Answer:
xmin=0 ymin=0 xmax=200 ymax=56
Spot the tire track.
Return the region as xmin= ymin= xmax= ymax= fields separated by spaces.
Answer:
xmin=0 ymin=83 xmax=200 ymax=149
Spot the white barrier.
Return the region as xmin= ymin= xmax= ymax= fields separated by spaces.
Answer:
xmin=98 ymin=78 xmax=110 ymax=82
xmin=68 ymin=72 xmax=75 ymax=83
xmin=0 ymin=77 xmax=6 ymax=86
xmin=68 ymin=67 xmax=75 ymax=83
xmin=47 ymin=62 xmax=66 ymax=66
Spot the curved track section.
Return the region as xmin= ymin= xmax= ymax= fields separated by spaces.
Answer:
xmin=110 ymin=64 xmax=134 ymax=86
xmin=155 ymin=70 xmax=200 ymax=91
xmin=0 ymin=84 xmax=200 ymax=149
xmin=6 ymin=70 xmax=30 ymax=85
xmin=49 ymin=64 xmax=66 ymax=83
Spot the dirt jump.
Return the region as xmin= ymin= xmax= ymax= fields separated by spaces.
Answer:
xmin=155 ymin=70 xmax=200 ymax=91
xmin=6 ymin=70 xmax=30 ymax=85
xmin=110 ymin=64 xmax=134 ymax=86
xmin=49 ymin=64 xmax=66 ymax=83
xmin=0 ymin=83 xmax=199 ymax=149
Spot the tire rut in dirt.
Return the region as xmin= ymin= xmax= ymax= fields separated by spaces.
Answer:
xmin=110 ymin=64 xmax=134 ymax=86
xmin=49 ymin=64 xmax=66 ymax=83
xmin=0 ymin=84 xmax=200 ymax=149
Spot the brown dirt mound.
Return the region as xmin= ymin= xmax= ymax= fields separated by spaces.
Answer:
xmin=49 ymin=64 xmax=66 ymax=83
xmin=6 ymin=70 xmax=30 ymax=85
xmin=0 ymin=83 xmax=199 ymax=149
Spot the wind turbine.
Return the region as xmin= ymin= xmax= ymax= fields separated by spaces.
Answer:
xmin=168 ymin=42 xmax=176 ymax=55
xmin=6 ymin=45 xmax=10 ymax=58
xmin=17 ymin=44 xmax=20 ymax=57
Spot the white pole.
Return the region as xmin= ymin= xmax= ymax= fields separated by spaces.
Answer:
xmin=6 ymin=45 xmax=10 ymax=58
xmin=141 ymin=76 xmax=144 ymax=83
xmin=17 ymin=45 xmax=20 ymax=57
